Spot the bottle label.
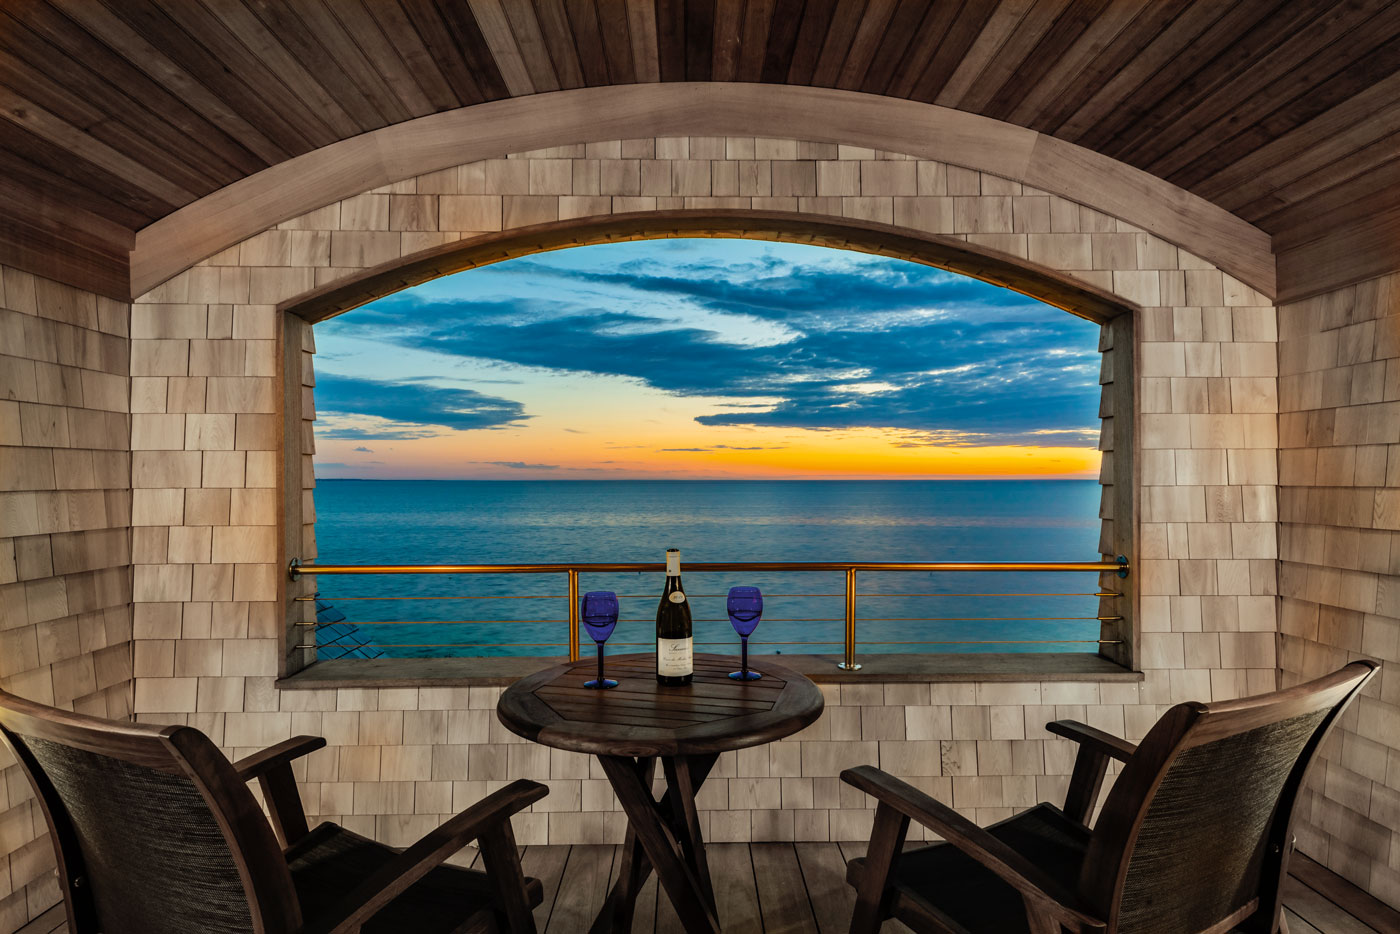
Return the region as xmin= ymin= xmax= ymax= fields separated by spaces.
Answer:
xmin=668 ymin=591 xmax=686 ymax=603
xmin=666 ymin=550 xmax=681 ymax=575
xmin=657 ymin=637 xmax=693 ymax=676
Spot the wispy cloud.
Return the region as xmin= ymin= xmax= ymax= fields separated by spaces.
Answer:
xmin=483 ymin=461 xmax=560 ymax=470
xmin=314 ymin=373 xmax=528 ymax=440
xmin=332 ymin=249 xmax=1099 ymax=444
xmin=658 ymin=444 xmax=779 ymax=452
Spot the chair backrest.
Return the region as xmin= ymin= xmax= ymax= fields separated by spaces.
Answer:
xmin=1079 ymin=661 xmax=1377 ymax=934
xmin=0 ymin=689 xmax=301 ymax=934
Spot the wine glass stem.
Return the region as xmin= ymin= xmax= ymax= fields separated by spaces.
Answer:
xmin=597 ymin=642 xmax=605 ymax=683
xmin=741 ymin=636 xmax=748 ymax=677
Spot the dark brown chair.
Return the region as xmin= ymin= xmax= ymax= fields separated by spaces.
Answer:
xmin=842 ymin=660 xmax=1378 ymax=934
xmin=0 ymin=688 xmax=548 ymax=933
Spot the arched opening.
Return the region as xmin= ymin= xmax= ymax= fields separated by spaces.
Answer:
xmin=277 ymin=213 xmax=1137 ymax=677
xmin=282 ymin=210 xmax=1135 ymax=325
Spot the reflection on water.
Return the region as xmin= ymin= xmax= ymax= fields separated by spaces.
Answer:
xmin=312 ymin=479 xmax=1106 ymax=657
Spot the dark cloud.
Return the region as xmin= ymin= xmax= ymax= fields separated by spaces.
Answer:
xmin=485 ymin=461 xmax=560 ymax=470
xmin=314 ymin=373 xmax=528 ymax=439
xmin=318 ymin=425 xmax=442 ymax=441
xmin=499 ymin=255 xmax=1007 ymax=322
xmin=327 ymin=248 xmax=1102 ymax=444
xmin=352 ymin=446 xmax=373 ymax=453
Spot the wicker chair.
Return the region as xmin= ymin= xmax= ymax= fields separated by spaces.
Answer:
xmin=0 ymin=689 xmax=548 ymax=933
xmin=842 ymin=660 xmax=1378 ymax=934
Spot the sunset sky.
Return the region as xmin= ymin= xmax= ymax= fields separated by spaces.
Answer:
xmin=311 ymin=239 xmax=1103 ymax=480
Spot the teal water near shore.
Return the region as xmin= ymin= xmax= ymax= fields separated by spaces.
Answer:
xmin=311 ymin=479 xmax=1105 ymax=657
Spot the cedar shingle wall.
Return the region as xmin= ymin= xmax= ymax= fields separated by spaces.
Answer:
xmin=0 ymin=133 xmax=1317 ymax=933
xmin=9 ymin=129 xmax=1400 ymax=928
xmin=0 ymin=266 xmax=133 ymax=930
xmin=123 ymin=137 xmax=1280 ymax=859
xmin=1279 ymin=274 xmax=1400 ymax=907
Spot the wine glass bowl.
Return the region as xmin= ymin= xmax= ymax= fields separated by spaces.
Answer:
xmin=727 ymin=586 xmax=763 ymax=681
xmin=581 ymin=590 xmax=619 ymax=689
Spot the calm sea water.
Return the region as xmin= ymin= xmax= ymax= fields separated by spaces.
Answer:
xmin=311 ymin=479 xmax=1106 ymax=658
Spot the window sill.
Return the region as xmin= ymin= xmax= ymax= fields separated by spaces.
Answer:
xmin=275 ymin=652 xmax=1142 ymax=689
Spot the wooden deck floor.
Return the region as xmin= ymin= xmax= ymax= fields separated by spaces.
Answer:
xmin=16 ymin=844 xmax=1395 ymax=933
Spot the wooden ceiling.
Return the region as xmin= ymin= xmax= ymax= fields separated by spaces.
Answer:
xmin=2 ymin=0 xmax=1398 ymax=301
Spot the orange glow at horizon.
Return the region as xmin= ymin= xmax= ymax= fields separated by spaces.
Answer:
xmin=316 ymin=423 xmax=1101 ymax=480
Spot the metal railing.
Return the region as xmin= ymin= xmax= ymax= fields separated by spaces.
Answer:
xmin=289 ymin=557 xmax=1129 ymax=670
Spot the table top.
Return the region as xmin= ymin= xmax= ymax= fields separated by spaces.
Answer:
xmin=496 ymin=653 xmax=825 ymax=757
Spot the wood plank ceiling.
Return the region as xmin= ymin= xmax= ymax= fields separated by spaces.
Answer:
xmin=1 ymin=0 xmax=1398 ymax=300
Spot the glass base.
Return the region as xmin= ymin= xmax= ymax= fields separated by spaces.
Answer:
xmin=728 ymin=670 xmax=762 ymax=681
xmin=584 ymin=678 xmax=618 ymax=689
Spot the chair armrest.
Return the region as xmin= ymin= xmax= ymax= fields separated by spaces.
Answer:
xmin=233 ymin=735 xmax=327 ymax=782
xmin=304 ymin=779 xmax=549 ymax=934
xmin=1047 ymin=721 xmax=1135 ymax=825
xmin=841 ymin=766 xmax=1105 ymax=933
xmin=1047 ymin=720 xmax=1136 ymax=762
xmin=233 ymin=736 xmax=326 ymax=848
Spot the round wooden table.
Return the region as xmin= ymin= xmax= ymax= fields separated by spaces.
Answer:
xmin=497 ymin=652 xmax=824 ymax=933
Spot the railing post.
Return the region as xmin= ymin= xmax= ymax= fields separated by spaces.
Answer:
xmin=839 ymin=567 xmax=861 ymax=670
xmin=567 ymin=569 xmax=580 ymax=661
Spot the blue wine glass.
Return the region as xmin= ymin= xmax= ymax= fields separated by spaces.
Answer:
xmin=727 ymin=586 xmax=763 ymax=681
xmin=581 ymin=591 xmax=619 ymax=689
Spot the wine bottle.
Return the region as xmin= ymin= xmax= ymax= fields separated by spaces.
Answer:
xmin=655 ymin=547 xmax=693 ymax=686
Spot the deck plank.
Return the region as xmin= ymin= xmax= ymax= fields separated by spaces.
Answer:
xmin=13 ymin=906 xmax=65 ymax=934
xmin=12 ymin=843 xmax=1396 ymax=934
xmin=837 ymin=840 xmax=916 ymax=933
xmin=1283 ymin=876 xmax=1381 ymax=934
xmin=795 ymin=842 xmax=857 ymax=934
xmin=1291 ymin=854 xmax=1400 ymax=934
xmin=1287 ymin=907 xmax=1328 ymax=934
xmin=521 ymin=843 xmax=571 ymax=931
xmin=544 ymin=844 xmax=617 ymax=934
xmin=752 ymin=843 xmax=820 ymax=932
xmin=654 ymin=887 xmax=684 ymax=933
xmin=631 ymin=869 xmax=660 ymax=933
xmin=710 ymin=841 xmax=763 ymax=933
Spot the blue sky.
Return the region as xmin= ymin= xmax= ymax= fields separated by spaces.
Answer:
xmin=311 ymin=239 xmax=1104 ymax=479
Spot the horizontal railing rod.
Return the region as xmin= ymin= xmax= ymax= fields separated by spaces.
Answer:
xmin=295 ymin=638 xmax=1121 ymax=649
xmin=301 ymin=616 xmax=1112 ymax=624
xmin=301 ymin=590 xmax=1118 ymax=601
xmin=297 ymin=594 xmax=571 ymax=601
xmin=294 ymin=556 xmax=1129 ymax=670
xmin=291 ymin=560 xmax=1126 ymax=575
xmin=858 ymin=592 xmax=1115 ymax=598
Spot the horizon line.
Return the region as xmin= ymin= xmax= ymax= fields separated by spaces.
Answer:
xmin=316 ymin=475 xmax=1100 ymax=482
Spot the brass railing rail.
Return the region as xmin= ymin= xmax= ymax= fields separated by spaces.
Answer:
xmin=291 ymin=561 xmax=1123 ymax=573
xmin=290 ymin=557 xmax=1128 ymax=669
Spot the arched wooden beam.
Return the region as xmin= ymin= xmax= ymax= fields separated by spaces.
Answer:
xmin=278 ymin=209 xmax=1138 ymax=325
xmin=133 ymin=84 xmax=1275 ymax=299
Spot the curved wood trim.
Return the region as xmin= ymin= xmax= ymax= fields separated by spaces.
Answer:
xmin=131 ymin=83 xmax=1275 ymax=298
xmin=280 ymin=209 xmax=1139 ymax=325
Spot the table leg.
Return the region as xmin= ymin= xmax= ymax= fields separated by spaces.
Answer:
xmin=592 ymin=755 xmax=721 ymax=932
xmin=663 ymin=756 xmax=716 ymax=912
xmin=595 ymin=754 xmax=722 ymax=934
xmin=591 ymin=758 xmax=656 ymax=933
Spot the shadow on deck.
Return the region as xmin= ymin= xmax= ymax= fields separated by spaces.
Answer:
xmin=16 ymin=844 xmax=1395 ymax=933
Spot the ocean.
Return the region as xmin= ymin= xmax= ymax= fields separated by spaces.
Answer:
xmin=310 ymin=479 xmax=1106 ymax=658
